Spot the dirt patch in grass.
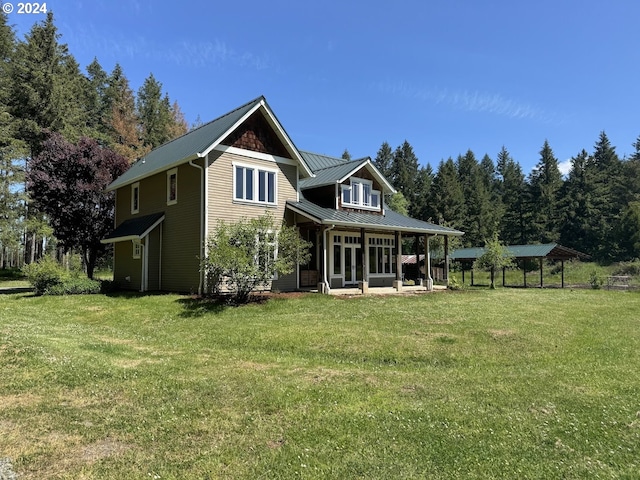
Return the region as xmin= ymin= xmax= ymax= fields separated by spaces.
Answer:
xmin=0 ymin=393 xmax=42 ymax=408
xmin=488 ymin=329 xmax=517 ymax=339
xmin=80 ymin=438 xmax=131 ymax=462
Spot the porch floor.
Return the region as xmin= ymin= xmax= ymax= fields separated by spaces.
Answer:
xmin=305 ymin=284 xmax=448 ymax=296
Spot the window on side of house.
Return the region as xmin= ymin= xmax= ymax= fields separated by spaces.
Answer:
xmin=131 ymin=182 xmax=140 ymax=214
xmin=256 ymin=230 xmax=278 ymax=279
xmin=233 ymin=163 xmax=277 ymax=205
xmin=167 ymin=168 xmax=177 ymax=205
xmin=132 ymin=240 xmax=141 ymax=259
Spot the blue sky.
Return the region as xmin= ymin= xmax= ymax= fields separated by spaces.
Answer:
xmin=6 ymin=0 xmax=640 ymax=175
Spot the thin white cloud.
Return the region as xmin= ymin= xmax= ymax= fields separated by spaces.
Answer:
xmin=62 ymin=25 xmax=270 ymax=71
xmin=375 ymin=81 xmax=563 ymax=124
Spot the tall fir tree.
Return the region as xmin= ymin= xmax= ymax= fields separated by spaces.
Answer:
xmin=390 ymin=141 xmax=420 ymax=216
xmin=137 ymin=73 xmax=173 ymax=149
xmin=105 ymin=64 xmax=146 ymax=162
xmin=457 ymin=150 xmax=494 ymax=246
xmin=586 ymin=131 xmax=624 ymax=260
xmin=559 ymin=149 xmax=594 ymax=254
xmin=373 ymin=141 xmax=393 ymax=179
xmin=429 ymin=158 xmax=465 ymax=230
xmin=496 ymin=147 xmax=526 ymax=245
xmin=0 ymin=12 xmax=27 ymax=267
xmin=527 ymin=140 xmax=563 ymax=243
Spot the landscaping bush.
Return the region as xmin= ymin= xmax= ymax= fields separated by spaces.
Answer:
xmin=22 ymin=256 xmax=104 ymax=295
xmin=45 ymin=277 xmax=102 ymax=295
xmin=22 ymin=257 xmax=67 ymax=295
xmin=589 ymin=269 xmax=604 ymax=289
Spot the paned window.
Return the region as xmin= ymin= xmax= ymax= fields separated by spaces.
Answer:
xmin=341 ymin=177 xmax=381 ymax=210
xmin=234 ymin=164 xmax=277 ymax=205
xmin=368 ymin=237 xmax=397 ymax=274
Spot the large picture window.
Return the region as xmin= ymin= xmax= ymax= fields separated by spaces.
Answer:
xmin=234 ymin=163 xmax=277 ymax=205
xmin=368 ymin=237 xmax=396 ymax=275
xmin=341 ymin=177 xmax=380 ymax=210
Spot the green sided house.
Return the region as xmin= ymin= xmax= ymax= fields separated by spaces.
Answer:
xmin=102 ymin=96 xmax=463 ymax=293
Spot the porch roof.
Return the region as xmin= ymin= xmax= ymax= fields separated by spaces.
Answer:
xmin=101 ymin=212 xmax=165 ymax=244
xmin=286 ymin=199 xmax=464 ymax=236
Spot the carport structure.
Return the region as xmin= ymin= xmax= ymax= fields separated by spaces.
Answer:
xmin=450 ymin=243 xmax=590 ymax=288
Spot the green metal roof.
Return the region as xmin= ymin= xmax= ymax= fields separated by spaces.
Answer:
xmin=287 ymin=198 xmax=464 ymax=236
xmin=299 ymin=151 xmax=347 ymax=171
xmin=106 ymin=96 xmax=313 ymax=191
xmin=450 ymin=243 xmax=590 ymax=260
xmin=299 ymin=158 xmax=369 ymax=189
xmin=101 ymin=212 xmax=165 ymax=244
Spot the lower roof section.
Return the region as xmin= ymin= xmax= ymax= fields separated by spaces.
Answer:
xmin=286 ymin=199 xmax=464 ymax=236
xmin=450 ymin=243 xmax=590 ymax=261
xmin=101 ymin=212 xmax=165 ymax=244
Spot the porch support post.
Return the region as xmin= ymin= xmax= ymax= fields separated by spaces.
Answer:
xmin=394 ymin=231 xmax=402 ymax=291
xmin=444 ymin=235 xmax=450 ymax=285
xmin=539 ymin=257 xmax=543 ymax=288
xmin=359 ymin=228 xmax=367 ymax=294
xmin=425 ymin=234 xmax=433 ymax=291
xmin=415 ymin=234 xmax=421 ymax=283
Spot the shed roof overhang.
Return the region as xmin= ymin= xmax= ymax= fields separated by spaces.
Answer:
xmin=450 ymin=243 xmax=590 ymax=261
xmin=101 ymin=212 xmax=165 ymax=244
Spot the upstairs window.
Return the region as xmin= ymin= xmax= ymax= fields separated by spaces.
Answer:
xmin=131 ymin=182 xmax=140 ymax=214
xmin=341 ymin=177 xmax=380 ymax=210
xmin=167 ymin=169 xmax=178 ymax=205
xmin=234 ymin=163 xmax=277 ymax=205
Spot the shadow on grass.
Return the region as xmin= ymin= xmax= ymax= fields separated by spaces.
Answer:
xmin=0 ymin=286 xmax=34 ymax=295
xmin=177 ymin=296 xmax=228 ymax=317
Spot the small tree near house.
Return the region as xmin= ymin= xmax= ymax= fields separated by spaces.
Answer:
xmin=473 ymin=233 xmax=515 ymax=289
xmin=201 ymin=213 xmax=312 ymax=303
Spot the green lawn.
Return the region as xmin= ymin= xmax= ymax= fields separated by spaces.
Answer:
xmin=1 ymin=289 xmax=639 ymax=479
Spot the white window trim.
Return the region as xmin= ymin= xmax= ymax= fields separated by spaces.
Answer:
xmin=166 ymin=168 xmax=178 ymax=206
xmin=341 ymin=177 xmax=381 ymax=211
xmin=232 ymin=161 xmax=278 ymax=206
xmin=255 ymin=230 xmax=279 ymax=280
xmin=132 ymin=239 xmax=142 ymax=259
xmin=131 ymin=182 xmax=140 ymax=214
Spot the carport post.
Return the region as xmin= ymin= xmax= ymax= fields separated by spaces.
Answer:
xmin=561 ymin=259 xmax=565 ymax=288
xmin=539 ymin=258 xmax=544 ymax=288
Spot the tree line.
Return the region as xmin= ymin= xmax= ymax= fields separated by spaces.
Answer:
xmin=0 ymin=12 xmax=189 ymax=271
xmin=373 ymin=134 xmax=640 ymax=263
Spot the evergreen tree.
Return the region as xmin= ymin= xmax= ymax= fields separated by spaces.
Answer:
xmin=559 ymin=149 xmax=594 ymax=254
xmin=496 ymin=147 xmax=526 ymax=245
xmin=373 ymin=141 xmax=393 ymax=179
xmin=341 ymin=149 xmax=352 ymax=161
xmin=390 ymin=141 xmax=420 ymax=216
xmin=105 ymin=64 xmax=146 ymax=161
xmin=168 ymin=100 xmax=188 ymax=139
xmin=457 ymin=150 xmax=494 ymax=246
xmin=527 ymin=140 xmax=563 ymax=243
xmin=85 ymin=57 xmax=110 ymax=142
xmin=429 ymin=158 xmax=465 ymax=230
xmin=587 ymin=131 xmax=624 ymax=261
xmin=413 ymin=164 xmax=434 ymax=221
xmin=0 ymin=12 xmax=27 ymax=267
xmin=137 ymin=73 xmax=173 ymax=149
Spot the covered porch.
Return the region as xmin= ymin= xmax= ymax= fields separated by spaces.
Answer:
xmin=286 ymin=199 xmax=464 ymax=294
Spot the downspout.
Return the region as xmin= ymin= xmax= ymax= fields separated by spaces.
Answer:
xmin=189 ymin=158 xmax=205 ymax=295
xmin=323 ymin=224 xmax=335 ymax=294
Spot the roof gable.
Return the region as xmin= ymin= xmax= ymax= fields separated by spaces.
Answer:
xmin=299 ymin=153 xmax=395 ymax=194
xmin=106 ymin=96 xmax=312 ymax=191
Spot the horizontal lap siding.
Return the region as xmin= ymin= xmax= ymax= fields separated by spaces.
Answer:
xmin=207 ymin=150 xmax=298 ymax=292
xmin=114 ymin=241 xmax=141 ymax=290
xmin=115 ymin=162 xmax=202 ymax=293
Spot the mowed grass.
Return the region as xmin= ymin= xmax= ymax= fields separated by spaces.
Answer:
xmin=1 ymin=289 xmax=640 ymax=479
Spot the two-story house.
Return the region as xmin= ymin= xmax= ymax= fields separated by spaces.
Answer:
xmin=102 ymin=96 xmax=463 ymax=293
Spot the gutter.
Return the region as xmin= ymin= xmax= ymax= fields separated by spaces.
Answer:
xmin=189 ymin=159 xmax=205 ymax=295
